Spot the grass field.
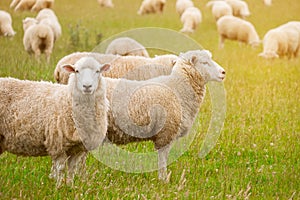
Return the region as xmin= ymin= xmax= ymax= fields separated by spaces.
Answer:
xmin=0 ymin=0 xmax=300 ymax=199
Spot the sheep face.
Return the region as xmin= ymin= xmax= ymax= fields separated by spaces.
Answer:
xmin=63 ymin=57 xmax=110 ymax=94
xmin=182 ymin=50 xmax=226 ymax=82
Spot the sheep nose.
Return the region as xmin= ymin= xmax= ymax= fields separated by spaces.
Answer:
xmin=83 ymin=85 xmax=92 ymax=90
xmin=222 ymin=70 xmax=226 ymax=75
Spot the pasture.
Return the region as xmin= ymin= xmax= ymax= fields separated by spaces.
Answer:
xmin=0 ymin=0 xmax=299 ymax=199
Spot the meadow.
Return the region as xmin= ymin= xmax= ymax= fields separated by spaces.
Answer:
xmin=0 ymin=0 xmax=299 ymax=199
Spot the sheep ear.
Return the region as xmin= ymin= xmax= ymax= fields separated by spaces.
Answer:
xmin=189 ymin=56 xmax=197 ymax=65
xmin=100 ymin=64 xmax=111 ymax=73
xmin=62 ymin=64 xmax=76 ymax=73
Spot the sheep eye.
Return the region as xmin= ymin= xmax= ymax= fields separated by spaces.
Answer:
xmin=202 ymin=62 xmax=209 ymax=65
xmin=96 ymin=70 xmax=100 ymax=73
xmin=75 ymin=70 xmax=79 ymax=73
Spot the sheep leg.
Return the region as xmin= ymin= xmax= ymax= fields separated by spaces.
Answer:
xmin=51 ymin=154 xmax=69 ymax=187
xmin=66 ymin=152 xmax=87 ymax=185
xmin=157 ymin=144 xmax=171 ymax=183
xmin=219 ymin=35 xmax=225 ymax=49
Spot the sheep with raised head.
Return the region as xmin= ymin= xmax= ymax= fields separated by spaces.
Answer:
xmin=36 ymin=8 xmax=61 ymax=41
xmin=259 ymin=22 xmax=300 ymax=59
xmin=206 ymin=0 xmax=232 ymax=21
xmin=0 ymin=10 xmax=16 ymax=37
xmin=105 ymin=37 xmax=150 ymax=57
xmin=180 ymin=7 xmax=202 ymax=33
xmin=31 ymin=0 xmax=54 ymax=12
xmin=0 ymin=57 xmax=110 ymax=186
xmin=22 ymin=17 xmax=54 ymax=62
xmin=54 ymin=52 xmax=177 ymax=84
xmin=176 ymin=0 xmax=194 ymax=16
xmin=137 ymin=0 xmax=166 ymax=15
xmin=97 ymin=0 xmax=114 ymax=8
xmin=225 ymin=0 xmax=250 ymax=18
xmin=54 ymin=50 xmax=226 ymax=181
xmin=217 ymin=15 xmax=260 ymax=48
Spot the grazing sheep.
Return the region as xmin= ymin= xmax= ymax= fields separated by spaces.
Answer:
xmin=206 ymin=0 xmax=232 ymax=21
xmin=22 ymin=17 xmax=54 ymax=62
xmin=31 ymin=0 xmax=54 ymax=12
xmin=105 ymin=37 xmax=150 ymax=57
xmin=263 ymin=0 xmax=272 ymax=6
xmin=54 ymin=50 xmax=226 ymax=181
xmin=97 ymin=0 xmax=114 ymax=8
xmin=180 ymin=7 xmax=202 ymax=33
xmin=259 ymin=22 xmax=300 ymax=59
xmin=176 ymin=0 xmax=194 ymax=16
xmin=54 ymin=52 xmax=177 ymax=84
xmin=0 ymin=57 xmax=110 ymax=186
xmin=225 ymin=0 xmax=250 ymax=18
xmin=217 ymin=15 xmax=260 ymax=48
xmin=14 ymin=0 xmax=36 ymax=12
xmin=36 ymin=8 xmax=61 ymax=41
xmin=0 ymin=10 xmax=16 ymax=37
xmin=137 ymin=0 xmax=166 ymax=15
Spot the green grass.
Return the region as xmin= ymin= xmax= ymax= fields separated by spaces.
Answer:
xmin=0 ymin=0 xmax=299 ymax=199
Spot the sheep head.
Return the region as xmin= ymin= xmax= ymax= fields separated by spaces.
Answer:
xmin=62 ymin=57 xmax=110 ymax=94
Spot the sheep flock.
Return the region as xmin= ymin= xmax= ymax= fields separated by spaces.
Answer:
xmin=0 ymin=0 xmax=299 ymax=188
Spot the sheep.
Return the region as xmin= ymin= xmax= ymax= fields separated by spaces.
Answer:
xmin=97 ymin=0 xmax=114 ymax=8
xmin=22 ymin=17 xmax=54 ymax=63
xmin=225 ymin=0 xmax=250 ymax=18
xmin=263 ymin=0 xmax=272 ymax=6
xmin=14 ymin=0 xmax=36 ymax=12
xmin=216 ymin=15 xmax=260 ymax=48
xmin=54 ymin=52 xmax=177 ymax=84
xmin=105 ymin=37 xmax=150 ymax=57
xmin=259 ymin=22 xmax=300 ymax=59
xmin=137 ymin=0 xmax=166 ymax=15
xmin=0 ymin=10 xmax=16 ymax=37
xmin=206 ymin=0 xmax=232 ymax=21
xmin=0 ymin=57 xmax=110 ymax=186
xmin=9 ymin=0 xmax=22 ymax=9
xmin=54 ymin=50 xmax=226 ymax=181
xmin=36 ymin=8 xmax=61 ymax=41
xmin=180 ymin=7 xmax=202 ymax=33
xmin=31 ymin=0 xmax=54 ymax=12
xmin=176 ymin=0 xmax=194 ymax=16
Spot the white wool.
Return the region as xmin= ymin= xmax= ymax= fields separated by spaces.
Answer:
xmin=137 ymin=0 xmax=166 ymax=15
xmin=31 ymin=0 xmax=54 ymax=12
xmin=98 ymin=0 xmax=114 ymax=8
xmin=180 ymin=7 xmax=202 ymax=33
xmin=225 ymin=0 xmax=250 ymax=18
xmin=206 ymin=1 xmax=232 ymax=21
xmin=176 ymin=0 xmax=194 ymax=16
xmin=36 ymin=8 xmax=61 ymax=41
xmin=0 ymin=10 xmax=16 ymax=37
xmin=14 ymin=0 xmax=36 ymax=12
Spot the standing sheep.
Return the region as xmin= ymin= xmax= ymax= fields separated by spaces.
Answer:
xmin=180 ymin=7 xmax=202 ymax=33
xmin=259 ymin=22 xmax=300 ymax=59
xmin=22 ymin=17 xmax=54 ymax=62
xmin=31 ymin=0 xmax=54 ymax=12
xmin=105 ymin=37 xmax=150 ymax=57
xmin=225 ymin=0 xmax=250 ymax=18
xmin=0 ymin=10 xmax=16 ymax=37
xmin=54 ymin=52 xmax=177 ymax=84
xmin=54 ymin=50 xmax=226 ymax=181
xmin=206 ymin=0 xmax=232 ymax=21
xmin=97 ymin=0 xmax=114 ymax=8
xmin=217 ymin=15 xmax=260 ymax=48
xmin=36 ymin=8 xmax=62 ymax=41
xmin=176 ymin=0 xmax=194 ymax=16
xmin=137 ymin=0 xmax=166 ymax=15
xmin=0 ymin=57 xmax=110 ymax=186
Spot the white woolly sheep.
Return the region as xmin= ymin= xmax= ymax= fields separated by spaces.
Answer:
xmin=14 ymin=0 xmax=36 ymax=12
xmin=36 ymin=8 xmax=61 ymax=41
xmin=137 ymin=0 xmax=166 ymax=15
xmin=98 ymin=0 xmax=114 ymax=8
xmin=54 ymin=52 xmax=178 ymax=84
xmin=206 ymin=0 xmax=232 ymax=21
xmin=217 ymin=15 xmax=260 ymax=48
xmin=176 ymin=0 xmax=194 ymax=16
xmin=225 ymin=0 xmax=250 ymax=18
xmin=259 ymin=22 xmax=300 ymax=59
xmin=180 ymin=7 xmax=202 ymax=33
xmin=54 ymin=50 xmax=226 ymax=181
xmin=0 ymin=10 xmax=16 ymax=37
xmin=23 ymin=17 xmax=54 ymax=62
xmin=0 ymin=57 xmax=110 ymax=187
xmin=31 ymin=0 xmax=54 ymax=12
xmin=105 ymin=37 xmax=149 ymax=57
